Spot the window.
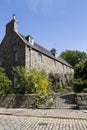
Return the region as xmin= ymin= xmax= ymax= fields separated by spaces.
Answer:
xmin=14 ymin=52 xmax=18 ymax=61
xmin=62 ymin=64 xmax=65 ymax=73
xmin=37 ymin=52 xmax=42 ymax=64
xmin=14 ymin=73 xmax=18 ymax=88
xmin=54 ymin=60 xmax=56 ymax=67
xmin=0 ymin=57 xmax=2 ymax=66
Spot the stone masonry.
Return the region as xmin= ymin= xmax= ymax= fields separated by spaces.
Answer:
xmin=25 ymin=45 xmax=73 ymax=74
xmin=76 ymin=93 xmax=87 ymax=109
xmin=0 ymin=93 xmax=87 ymax=109
xmin=0 ymin=93 xmax=76 ymax=109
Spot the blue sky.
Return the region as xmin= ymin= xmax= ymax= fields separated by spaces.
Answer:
xmin=0 ymin=0 xmax=87 ymax=55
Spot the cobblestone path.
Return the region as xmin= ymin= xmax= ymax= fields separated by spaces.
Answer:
xmin=0 ymin=108 xmax=87 ymax=130
xmin=0 ymin=115 xmax=87 ymax=130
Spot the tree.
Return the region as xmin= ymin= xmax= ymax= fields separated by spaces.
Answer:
xmin=0 ymin=67 xmax=12 ymax=94
xmin=74 ymin=58 xmax=87 ymax=79
xmin=73 ymin=58 xmax=87 ymax=93
xmin=60 ymin=50 xmax=87 ymax=68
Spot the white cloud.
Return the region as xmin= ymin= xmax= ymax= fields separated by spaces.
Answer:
xmin=27 ymin=0 xmax=40 ymax=12
xmin=6 ymin=0 xmax=12 ymax=5
xmin=25 ymin=0 xmax=53 ymax=14
xmin=41 ymin=0 xmax=53 ymax=13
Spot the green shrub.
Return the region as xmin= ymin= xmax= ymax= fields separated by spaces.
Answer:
xmin=27 ymin=69 xmax=53 ymax=108
xmin=82 ymin=88 xmax=87 ymax=93
xmin=73 ymin=78 xmax=87 ymax=93
xmin=12 ymin=66 xmax=29 ymax=94
xmin=12 ymin=66 xmax=53 ymax=107
xmin=0 ymin=67 xmax=12 ymax=94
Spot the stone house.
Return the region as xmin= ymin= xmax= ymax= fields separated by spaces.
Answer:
xmin=0 ymin=15 xmax=74 ymax=84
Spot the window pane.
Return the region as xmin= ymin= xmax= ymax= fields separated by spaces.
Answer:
xmin=37 ymin=53 xmax=42 ymax=63
xmin=0 ymin=57 xmax=2 ymax=66
xmin=15 ymin=52 xmax=18 ymax=61
xmin=14 ymin=73 xmax=18 ymax=88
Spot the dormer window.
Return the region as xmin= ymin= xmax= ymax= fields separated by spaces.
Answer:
xmin=29 ymin=37 xmax=32 ymax=43
xmin=25 ymin=35 xmax=34 ymax=45
xmin=29 ymin=36 xmax=34 ymax=45
xmin=0 ymin=57 xmax=2 ymax=66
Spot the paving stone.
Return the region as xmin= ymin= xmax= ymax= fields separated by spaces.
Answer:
xmin=0 ymin=108 xmax=87 ymax=130
xmin=0 ymin=115 xmax=87 ymax=130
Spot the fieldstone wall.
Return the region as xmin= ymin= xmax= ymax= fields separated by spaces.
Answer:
xmin=0 ymin=94 xmax=36 ymax=108
xmin=39 ymin=93 xmax=76 ymax=109
xmin=76 ymin=93 xmax=87 ymax=109
xmin=0 ymin=31 xmax=25 ymax=78
xmin=1 ymin=93 xmax=87 ymax=109
xmin=0 ymin=93 xmax=77 ymax=109
xmin=25 ymin=46 xmax=73 ymax=75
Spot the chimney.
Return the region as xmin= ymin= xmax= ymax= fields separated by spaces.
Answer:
xmin=6 ymin=14 xmax=18 ymax=34
xmin=50 ymin=48 xmax=56 ymax=57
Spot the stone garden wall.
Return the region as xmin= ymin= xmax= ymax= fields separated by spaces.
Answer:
xmin=0 ymin=93 xmax=77 ymax=109
xmin=0 ymin=94 xmax=36 ymax=108
xmin=76 ymin=93 xmax=87 ymax=109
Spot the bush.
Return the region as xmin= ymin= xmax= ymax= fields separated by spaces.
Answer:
xmin=48 ymin=72 xmax=73 ymax=92
xmin=12 ymin=66 xmax=29 ymax=94
xmin=12 ymin=66 xmax=53 ymax=107
xmin=0 ymin=67 xmax=12 ymax=94
xmin=82 ymin=88 xmax=87 ymax=93
xmin=26 ymin=69 xmax=53 ymax=108
xmin=48 ymin=72 xmax=62 ymax=92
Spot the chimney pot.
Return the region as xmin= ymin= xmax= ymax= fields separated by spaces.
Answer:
xmin=13 ymin=14 xmax=16 ymax=20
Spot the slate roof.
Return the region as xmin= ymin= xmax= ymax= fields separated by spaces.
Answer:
xmin=57 ymin=57 xmax=72 ymax=68
xmin=17 ymin=32 xmax=73 ymax=68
